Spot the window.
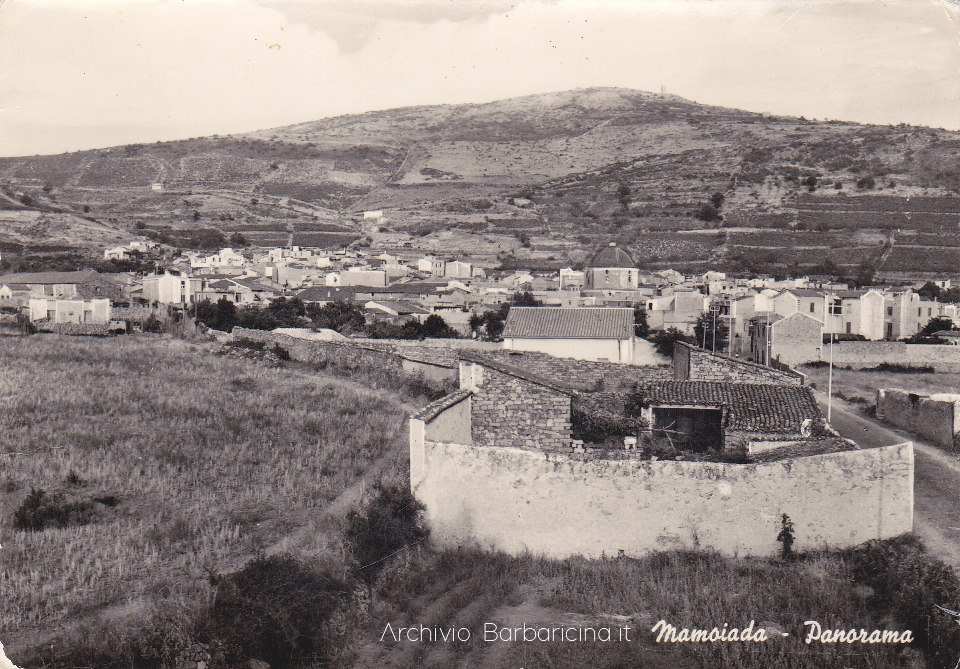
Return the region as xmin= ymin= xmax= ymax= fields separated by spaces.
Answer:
xmin=887 ymin=306 xmax=893 ymax=316
xmin=918 ymin=307 xmax=922 ymax=317
xmin=829 ymin=299 xmax=843 ymax=316
xmin=845 ymin=322 xmax=852 ymax=334
xmin=809 ymin=302 xmax=815 ymax=313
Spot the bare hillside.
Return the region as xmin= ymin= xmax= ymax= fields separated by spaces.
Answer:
xmin=2 ymin=87 xmax=959 ymax=275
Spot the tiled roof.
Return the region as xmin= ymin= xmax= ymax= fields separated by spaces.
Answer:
xmin=502 ymin=307 xmax=633 ymax=339
xmin=0 ymin=270 xmax=99 ymax=285
xmin=412 ymin=389 xmax=472 ymax=422
xmin=780 ymin=289 xmax=824 ymax=297
xmin=366 ymin=300 xmax=429 ymax=314
xmin=640 ymin=380 xmax=822 ymax=434
xmin=296 ymin=286 xmax=360 ymax=301
xmin=588 ymin=243 xmax=637 ymax=269
xmin=933 ymin=330 xmax=960 ymax=337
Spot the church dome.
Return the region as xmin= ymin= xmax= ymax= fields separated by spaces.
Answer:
xmin=588 ymin=242 xmax=636 ymax=269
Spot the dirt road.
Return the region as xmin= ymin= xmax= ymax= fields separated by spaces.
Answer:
xmin=817 ymin=392 xmax=960 ymax=568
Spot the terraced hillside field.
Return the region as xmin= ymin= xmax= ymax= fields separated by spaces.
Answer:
xmin=1 ymin=87 xmax=959 ymax=277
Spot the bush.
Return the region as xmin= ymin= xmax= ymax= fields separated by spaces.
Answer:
xmin=868 ymin=362 xmax=935 ymax=374
xmin=345 ymin=484 xmax=429 ymax=586
xmin=229 ymin=338 xmax=266 ymax=351
xmin=13 ymin=487 xmax=95 ymax=531
xmin=208 ymin=554 xmax=349 ymax=667
xmin=845 ymin=536 xmax=960 ymax=668
xmin=272 ymin=343 xmax=290 ymax=361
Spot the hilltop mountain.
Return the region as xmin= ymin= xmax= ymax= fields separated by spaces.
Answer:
xmin=2 ymin=87 xmax=960 ymax=276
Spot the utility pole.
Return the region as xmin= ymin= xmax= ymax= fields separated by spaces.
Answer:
xmin=827 ymin=331 xmax=835 ymax=423
xmin=712 ymin=310 xmax=717 ymax=354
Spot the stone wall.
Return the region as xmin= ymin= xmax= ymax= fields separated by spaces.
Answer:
xmin=831 ymin=341 xmax=960 ymax=371
xmin=476 ymin=349 xmax=671 ymax=392
xmin=674 ymin=342 xmax=805 ymax=386
xmin=230 ymin=327 xmax=406 ymax=377
xmin=462 ymin=364 xmax=573 ymax=452
xmin=410 ymin=438 xmax=914 ymax=558
xmin=876 ymin=388 xmax=960 ymax=450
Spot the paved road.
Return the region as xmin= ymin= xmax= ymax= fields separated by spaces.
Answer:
xmin=816 ymin=392 xmax=960 ymax=568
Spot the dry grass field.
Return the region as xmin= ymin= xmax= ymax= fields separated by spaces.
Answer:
xmin=802 ymin=365 xmax=960 ymax=406
xmin=3 ymin=335 xmax=960 ymax=668
xmin=0 ymin=335 xmax=421 ymax=659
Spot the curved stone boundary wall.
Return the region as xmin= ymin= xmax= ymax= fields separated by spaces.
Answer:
xmin=410 ymin=417 xmax=913 ymax=558
xmin=228 ymin=327 xmax=458 ymax=384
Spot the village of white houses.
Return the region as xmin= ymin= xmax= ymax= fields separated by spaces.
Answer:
xmin=4 ymin=2 xmax=960 ymax=668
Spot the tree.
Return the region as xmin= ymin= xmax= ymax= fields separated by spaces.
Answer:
xmin=483 ymin=311 xmax=505 ymax=340
xmin=651 ymin=328 xmax=689 ymax=357
xmin=694 ymin=312 xmax=729 ymax=353
xmin=695 ymin=203 xmax=721 ymax=223
xmin=512 ymin=291 xmax=543 ymax=307
xmin=192 ymin=210 xmax=201 ymax=221
xmin=229 ymin=231 xmax=248 ymax=247
xmin=917 ymin=281 xmax=942 ymax=301
xmin=366 ymin=319 xmax=423 ymax=339
xmin=919 ymin=316 xmax=955 ymax=337
xmin=853 ymin=260 xmax=876 ymax=288
xmin=422 ymin=314 xmax=459 ymax=339
xmin=194 ymin=297 xmax=237 ymax=332
xmin=266 ymin=297 xmax=306 ymax=327
xmin=616 ymin=183 xmax=632 ymax=210
xmin=306 ymin=300 xmax=365 ymax=333
xmin=709 ymin=192 xmax=725 ymax=209
xmin=856 ymin=175 xmax=876 ymax=190
xmin=633 ymin=303 xmax=650 ymax=338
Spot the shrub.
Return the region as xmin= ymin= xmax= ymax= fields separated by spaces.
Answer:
xmin=345 ymin=484 xmax=429 ymax=586
xmin=208 ymin=554 xmax=349 ymax=667
xmin=868 ymin=362 xmax=935 ymax=374
xmin=845 ymin=537 xmax=960 ymax=668
xmin=13 ymin=487 xmax=95 ymax=531
xmin=272 ymin=343 xmax=290 ymax=361
xmin=142 ymin=313 xmax=163 ymax=333
xmin=229 ymin=338 xmax=266 ymax=351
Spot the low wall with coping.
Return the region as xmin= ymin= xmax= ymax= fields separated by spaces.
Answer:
xmin=876 ymin=388 xmax=960 ymax=450
xmin=410 ymin=401 xmax=913 ymax=557
xmin=831 ymin=341 xmax=960 ymax=371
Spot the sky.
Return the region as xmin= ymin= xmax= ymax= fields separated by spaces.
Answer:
xmin=1 ymin=0 xmax=959 ymax=157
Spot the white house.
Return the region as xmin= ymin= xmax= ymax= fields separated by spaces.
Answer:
xmin=29 ymin=297 xmax=111 ymax=324
xmin=445 ymin=260 xmax=472 ymax=279
xmin=142 ymin=271 xmax=202 ymax=305
xmin=191 ymin=248 xmax=246 ymax=270
xmin=502 ymin=306 xmax=638 ymax=363
xmin=103 ymin=246 xmax=131 ymax=260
